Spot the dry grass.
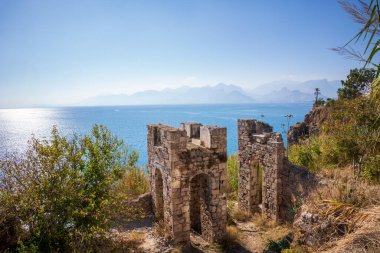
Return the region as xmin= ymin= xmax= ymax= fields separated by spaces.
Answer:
xmin=323 ymin=206 xmax=380 ymax=253
xmin=153 ymin=219 xmax=172 ymax=242
xmin=294 ymin=166 xmax=380 ymax=251
xmin=232 ymin=209 xmax=251 ymax=222
xmin=252 ymin=214 xmax=277 ymax=229
xmin=316 ymin=167 xmax=380 ymax=207
xmin=225 ymin=225 xmax=240 ymax=244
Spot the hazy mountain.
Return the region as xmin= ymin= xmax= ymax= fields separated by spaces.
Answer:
xmin=81 ymin=83 xmax=255 ymax=105
xmin=248 ymin=79 xmax=341 ymax=98
xmin=253 ymin=87 xmax=319 ymax=103
xmin=80 ymin=79 xmax=341 ymax=106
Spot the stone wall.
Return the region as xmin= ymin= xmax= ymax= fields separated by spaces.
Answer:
xmin=147 ymin=122 xmax=227 ymax=243
xmin=280 ymin=161 xmax=318 ymax=220
xmin=238 ymin=119 xmax=316 ymax=221
xmin=125 ymin=192 xmax=153 ymax=218
xmin=238 ymin=119 xmax=284 ymax=221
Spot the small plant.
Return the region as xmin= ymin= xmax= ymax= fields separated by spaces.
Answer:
xmin=220 ymin=226 xmax=240 ymax=251
xmin=153 ymin=220 xmax=172 ymax=242
xmin=232 ymin=209 xmax=250 ymax=222
xmin=265 ymin=233 xmax=293 ymax=253
xmin=362 ymin=155 xmax=380 ymax=183
xmin=227 ymin=154 xmax=239 ymax=199
xmin=288 ymin=198 xmax=304 ymax=221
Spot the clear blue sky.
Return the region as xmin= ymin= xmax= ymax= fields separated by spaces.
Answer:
xmin=0 ymin=0 xmax=364 ymax=108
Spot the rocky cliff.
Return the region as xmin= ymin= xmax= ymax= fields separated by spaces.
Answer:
xmin=287 ymin=106 xmax=330 ymax=145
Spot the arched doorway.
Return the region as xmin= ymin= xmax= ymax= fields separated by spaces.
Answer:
xmin=189 ymin=173 xmax=213 ymax=241
xmin=249 ymin=160 xmax=264 ymax=213
xmin=154 ymin=168 xmax=164 ymax=220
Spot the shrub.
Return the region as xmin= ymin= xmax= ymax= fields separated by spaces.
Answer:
xmin=227 ymin=154 xmax=239 ymax=198
xmin=265 ymin=233 xmax=293 ymax=253
xmin=362 ymin=155 xmax=380 ymax=183
xmin=220 ymin=226 xmax=240 ymax=251
xmin=232 ymin=209 xmax=250 ymax=222
xmin=288 ymin=136 xmax=322 ymax=172
xmin=322 ymin=96 xmax=380 ymax=170
xmin=0 ymin=125 xmax=140 ymax=252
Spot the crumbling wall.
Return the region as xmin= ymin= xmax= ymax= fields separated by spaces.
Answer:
xmin=238 ymin=119 xmax=316 ymax=221
xmin=280 ymin=162 xmax=318 ymax=220
xmin=125 ymin=192 xmax=153 ymax=218
xmin=147 ymin=122 xmax=227 ymax=243
xmin=238 ymin=119 xmax=284 ymax=221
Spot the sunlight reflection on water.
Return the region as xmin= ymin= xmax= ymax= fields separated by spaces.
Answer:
xmin=0 ymin=104 xmax=312 ymax=165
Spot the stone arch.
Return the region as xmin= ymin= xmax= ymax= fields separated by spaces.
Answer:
xmin=189 ymin=173 xmax=213 ymax=241
xmin=154 ymin=168 xmax=164 ymax=220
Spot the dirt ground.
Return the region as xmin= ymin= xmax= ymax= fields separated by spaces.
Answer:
xmin=116 ymin=204 xmax=292 ymax=253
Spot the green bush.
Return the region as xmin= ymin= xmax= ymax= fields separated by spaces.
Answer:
xmin=265 ymin=233 xmax=293 ymax=253
xmin=362 ymin=155 xmax=380 ymax=183
xmin=227 ymin=154 xmax=239 ymax=198
xmin=288 ymin=137 xmax=322 ymax=172
xmin=0 ymin=125 xmax=140 ymax=252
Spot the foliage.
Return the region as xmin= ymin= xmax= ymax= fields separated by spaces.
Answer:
xmin=265 ymin=233 xmax=293 ymax=253
xmin=232 ymin=209 xmax=250 ymax=222
xmin=290 ymin=67 xmax=380 ymax=182
xmin=313 ymin=98 xmax=325 ymax=107
xmin=362 ymin=154 xmax=380 ymax=182
xmin=336 ymin=0 xmax=380 ymax=96
xmin=227 ymin=154 xmax=239 ymax=199
xmin=338 ymin=68 xmax=376 ymax=99
xmin=288 ymin=136 xmax=323 ymax=172
xmin=322 ymin=96 xmax=380 ymax=170
xmin=221 ymin=225 xmax=240 ymax=251
xmin=314 ymin=87 xmax=321 ymax=106
xmin=0 ymin=125 xmax=141 ymax=252
xmin=281 ymin=247 xmax=304 ymax=253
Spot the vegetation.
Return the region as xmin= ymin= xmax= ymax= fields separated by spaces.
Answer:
xmin=0 ymin=125 xmax=148 ymax=252
xmin=227 ymin=154 xmax=239 ymax=199
xmin=335 ymin=0 xmax=380 ymax=95
xmin=289 ymin=67 xmax=380 ymax=182
xmin=265 ymin=233 xmax=292 ymax=253
xmin=313 ymin=88 xmax=325 ymax=107
xmin=338 ymin=68 xmax=376 ymax=99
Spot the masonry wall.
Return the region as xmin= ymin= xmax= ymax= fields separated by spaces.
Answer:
xmin=238 ymin=119 xmax=317 ymax=222
xmin=238 ymin=119 xmax=284 ymax=221
xmin=280 ymin=161 xmax=318 ymax=220
xmin=147 ymin=122 xmax=227 ymax=243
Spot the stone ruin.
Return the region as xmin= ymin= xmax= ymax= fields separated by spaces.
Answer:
xmin=147 ymin=122 xmax=227 ymax=243
xmin=238 ymin=119 xmax=284 ymax=221
xmin=238 ymin=119 xmax=316 ymax=221
xmin=146 ymin=119 xmax=316 ymax=244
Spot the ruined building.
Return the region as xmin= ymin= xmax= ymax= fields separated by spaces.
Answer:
xmin=238 ymin=119 xmax=316 ymax=221
xmin=146 ymin=119 xmax=316 ymax=244
xmin=147 ymin=122 xmax=227 ymax=243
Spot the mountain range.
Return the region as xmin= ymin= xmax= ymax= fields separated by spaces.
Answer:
xmin=80 ymin=79 xmax=341 ymax=106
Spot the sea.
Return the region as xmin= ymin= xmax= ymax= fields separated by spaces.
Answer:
xmin=0 ymin=103 xmax=312 ymax=165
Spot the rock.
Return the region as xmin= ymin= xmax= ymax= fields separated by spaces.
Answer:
xmin=293 ymin=211 xmax=321 ymax=247
xmin=287 ymin=106 xmax=330 ymax=144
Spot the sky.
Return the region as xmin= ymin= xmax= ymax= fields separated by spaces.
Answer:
xmin=0 ymin=0 xmax=365 ymax=108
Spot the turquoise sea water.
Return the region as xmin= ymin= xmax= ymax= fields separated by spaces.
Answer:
xmin=0 ymin=103 xmax=312 ymax=165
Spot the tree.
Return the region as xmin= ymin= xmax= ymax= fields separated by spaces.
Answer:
xmin=314 ymin=88 xmax=321 ymax=104
xmin=338 ymin=68 xmax=376 ymax=99
xmin=313 ymin=88 xmax=325 ymax=107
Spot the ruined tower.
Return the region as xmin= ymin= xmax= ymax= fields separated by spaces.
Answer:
xmin=237 ymin=119 xmax=285 ymax=221
xmin=147 ymin=122 xmax=227 ymax=243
